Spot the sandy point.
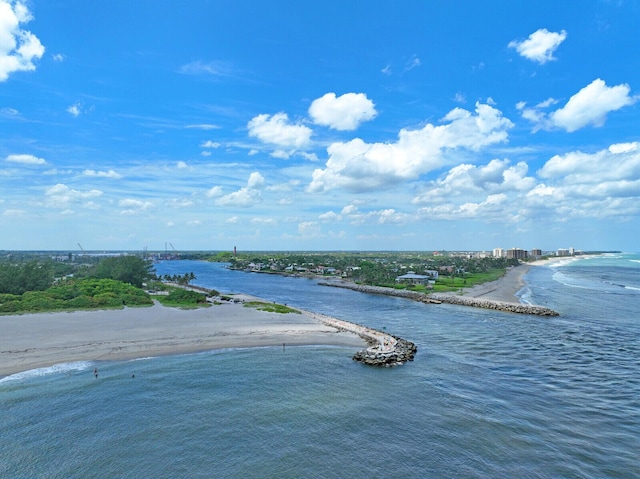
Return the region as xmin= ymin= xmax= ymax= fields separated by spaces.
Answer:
xmin=0 ymin=299 xmax=366 ymax=378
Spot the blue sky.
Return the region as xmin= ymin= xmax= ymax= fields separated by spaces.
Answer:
xmin=1 ymin=1 xmax=639 ymax=252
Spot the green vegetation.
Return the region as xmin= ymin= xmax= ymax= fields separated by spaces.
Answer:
xmin=0 ymin=260 xmax=55 ymax=295
xmin=93 ymin=255 xmax=154 ymax=288
xmin=243 ymin=301 xmax=300 ymax=314
xmin=225 ymin=251 xmax=519 ymax=291
xmin=155 ymin=288 xmax=209 ymax=308
xmin=0 ymin=278 xmax=152 ymax=313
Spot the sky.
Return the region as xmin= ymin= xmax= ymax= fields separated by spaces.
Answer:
xmin=1 ymin=1 xmax=639 ymax=252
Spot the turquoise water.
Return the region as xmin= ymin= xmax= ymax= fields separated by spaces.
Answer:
xmin=2 ymin=254 xmax=639 ymax=478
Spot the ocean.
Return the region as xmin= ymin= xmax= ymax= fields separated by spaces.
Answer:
xmin=1 ymin=254 xmax=639 ymax=478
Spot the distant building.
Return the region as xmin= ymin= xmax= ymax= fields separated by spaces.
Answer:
xmin=557 ymin=249 xmax=571 ymax=257
xmin=396 ymin=271 xmax=435 ymax=286
xmin=506 ymin=248 xmax=528 ymax=260
xmin=493 ymin=248 xmax=505 ymax=258
xmin=530 ymin=249 xmax=542 ymax=257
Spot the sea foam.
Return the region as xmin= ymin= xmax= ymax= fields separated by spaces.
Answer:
xmin=0 ymin=361 xmax=93 ymax=384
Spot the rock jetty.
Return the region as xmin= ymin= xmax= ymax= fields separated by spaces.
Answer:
xmin=313 ymin=312 xmax=416 ymax=367
xmin=318 ymin=281 xmax=559 ymax=316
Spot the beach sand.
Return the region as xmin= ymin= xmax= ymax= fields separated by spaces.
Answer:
xmin=453 ymin=256 xmax=579 ymax=303
xmin=452 ymin=264 xmax=532 ymax=303
xmin=0 ymin=299 xmax=366 ymax=378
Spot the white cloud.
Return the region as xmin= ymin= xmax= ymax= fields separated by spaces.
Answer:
xmin=178 ymin=60 xmax=235 ymax=78
xmin=251 ymin=217 xmax=276 ymax=225
xmin=412 ymin=159 xmax=535 ymax=205
xmin=298 ymin=221 xmax=321 ymax=236
xmin=508 ymin=28 xmax=567 ymax=64
xmin=45 ymin=183 xmax=103 ymax=208
xmin=319 ymin=210 xmax=341 ymax=222
xmin=6 ymin=153 xmax=46 ymax=165
xmin=247 ymin=112 xmax=312 ymax=149
xmin=405 ymin=56 xmax=421 ymax=71
xmin=417 ymin=193 xmax=508 ymax=221
xmin=185 ymin=124 xmax=220 ymax=130
xmin=309 ymin=102 xmax=513 ymax=192
xmin=205 ymin=186 xmax=223 ymax=198
xmin=215 ymin=171 xmax=265 ymax=207
xmin=52 ymin=53 xmax=64 ymax=62
xmin=82 ymin=169 xmax=122 ymax=179
xmin=308 ymin=92 xmax=377 ymax=131
xmin=1 ymin=106 xmax=18 ymax=116
xmin=200 ymin=140 xmax=220 ymax=148
xmin=0 ymin=0 xmax=45 ymax=81
xmin=67 ymin=103 xmax=81 ymax=117
xmin=176 ymin=161 xmax=188 ymax=169
xmin=519 ymin=79 xmax=637 ymax=132
xmin=551 ymin=79 xmax=637 ymax=132
xmin=118 ymin=198 xmax=154 ymax=215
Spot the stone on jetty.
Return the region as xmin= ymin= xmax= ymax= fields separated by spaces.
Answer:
xmin=352 ymin=336 xmax=417 ymax=367
xmin=314 ymin=312 xmax=416 ymax=367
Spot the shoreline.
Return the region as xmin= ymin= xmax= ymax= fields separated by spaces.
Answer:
xmin=320 ymin=260 xmax=565 ymax=316
xmin=0 ymin=298 xmax=371 ymax=378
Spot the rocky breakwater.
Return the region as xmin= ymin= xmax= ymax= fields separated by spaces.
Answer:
xmin=313 ymin=313 xmax=416 ymax=367
xmin=318 ymin=281 xmax=559 ymax=316
xmin=428 ymin=293 xmax=559 ymax=316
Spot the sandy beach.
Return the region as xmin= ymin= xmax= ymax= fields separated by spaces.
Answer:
xmin=0 ymin=299 xmax=366 ymax=378
xmin=451 ymin=263 xmax=532 ymax=303
xmin=452 ymin=256 xmax=585 ymax=303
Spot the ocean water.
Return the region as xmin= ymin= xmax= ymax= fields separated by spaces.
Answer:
xmin=1 ymin=254 xmax=639 ymax=478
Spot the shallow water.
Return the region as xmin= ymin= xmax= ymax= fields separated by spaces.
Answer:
xmin=2 ymin=254 xmax=639 ymax=478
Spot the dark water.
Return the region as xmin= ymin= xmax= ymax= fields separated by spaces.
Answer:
xmin=1 ymin=254 xmax=639 ymax=478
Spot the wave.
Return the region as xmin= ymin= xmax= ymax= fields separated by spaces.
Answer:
xmin=0 ymin=361 xmax=94 ymax=384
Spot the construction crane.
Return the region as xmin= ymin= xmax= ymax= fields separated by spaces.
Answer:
xmin=77 ymin=243 xmax=86 ymax=253
xmin=169 ymin=242 xmax=179 ymax=259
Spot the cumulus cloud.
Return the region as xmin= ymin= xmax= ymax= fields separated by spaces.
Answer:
xmin=412 ymin=159 xmax=535 ymax=205
xmin=215 ymin=172 xmax=265 ymax=207
xmin=67 ymin=102 xmax=81 ymax=117
xmin=0 ymin=0 xmax=45 ymax=81
xmin=309 ymin=92 xmax=377 ymax=131
xmin=417 ymin=193 xmax=508 ymax=221
xmin=82 ymin=169 xmax=122 ymax=179
xmin=45 ymin=183 xmax=103 ymax=208
xmin=308 ymin=102 xmax=513 ymax=192
xmin=6 ymin=153 xmax=46 ymax=165
xmin=508 ymin=28 xmax=567 ymax=64
xmin=118 ymin=198 xmax=154 ymax=215
xmin=247 ymin=112 xmax=312 ymax=149
xmin=205 ymin=186 xmax=223 ymax=198
xmin=519 ymin=79 xmax=637 ymax=132
xmin=550 ymin=79 xmax=637 ymax=132
xmin=200 ymin=140 xmax=220 ymax=148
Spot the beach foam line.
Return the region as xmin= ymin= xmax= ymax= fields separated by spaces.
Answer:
xmin=0 ymin=361 xmax=94 ymax=384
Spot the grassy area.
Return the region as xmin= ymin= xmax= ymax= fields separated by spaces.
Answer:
xmin=243 ymin=301 xmax=301 ymax=314
xmin=431 ymin=269 xmax=506 ymax=293
xmin=379 ymin=268 xmax=507 ymax=294
xmin=154 ymin=287 xmax=210 ymax=309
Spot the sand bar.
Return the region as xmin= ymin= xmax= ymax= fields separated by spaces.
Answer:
xmin=0 ymin=299 xmax=366 ymax=378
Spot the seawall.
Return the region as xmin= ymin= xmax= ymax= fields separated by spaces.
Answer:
xmin=318 ymin=281 xmax=559 ymax=316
